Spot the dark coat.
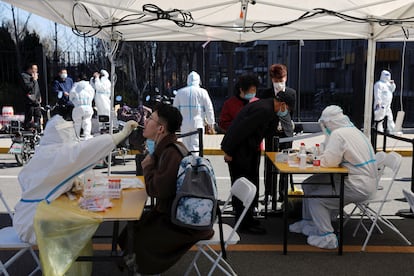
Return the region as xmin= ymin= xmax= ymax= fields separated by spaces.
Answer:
xmin=121 ymin=133 xmax=214 ymax=274
xmin=221 ymin=98 xmax=278 ymax=219
xmin=21 ymin=71 xmax=41 ymax=106
xmin=258 ymin=87 xmax=296 ymax=150
xmin=52 ymin=77 xmax=74 ymax=106
xmin=221 ymin=98 xmax=278 ymax=160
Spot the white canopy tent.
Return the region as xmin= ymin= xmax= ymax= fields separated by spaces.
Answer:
xmin=4 ymin=0 xmax=414 ymax=135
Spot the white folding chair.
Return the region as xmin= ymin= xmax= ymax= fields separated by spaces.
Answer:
xmin=184 ymin=177 xmax=257 ymax=276
xmin=352 ymin=152 xmax=411 ymax=251
xmin=402 ymin=189 xmax=414 ymax=214
xmin=0 ymin=189 xmax=41 ymax=276
xmin=344 ymin=151 xmax=387 ymax=225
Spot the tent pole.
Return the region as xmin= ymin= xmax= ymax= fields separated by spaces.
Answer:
xmin=107 ymin=36 xmax=120 ymax=176
xmin=363 ymin=34 xmax=376 ymax=138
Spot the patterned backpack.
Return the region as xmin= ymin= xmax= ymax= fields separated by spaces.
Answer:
xmin=170 ymin=143 xmax=218 ymax=231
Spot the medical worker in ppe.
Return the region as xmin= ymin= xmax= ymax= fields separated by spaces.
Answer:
xmin=373 ymin=70 xmax=396 ymax=132
xmin=173 ymin=71 xmax=215 ymax=155
xmin=91 ymin=69 xmax=112 ymax=117
xmin=70 ymin=74 xmax=95 ymax=139
xmin=13 ymin=115 xmax=138 ymax=244
xmin=289 ymin=105 xmax=377 ymax=249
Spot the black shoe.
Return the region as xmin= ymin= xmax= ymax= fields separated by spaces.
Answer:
xmin=250 ymin=217 xmax=261 ymax=226
xmin=239 ymin=224 xmax=267 ymax=235
xmin=236 ymin=216 xmax=261 ymax=227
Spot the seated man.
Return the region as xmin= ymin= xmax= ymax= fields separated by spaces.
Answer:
xmin=289 ymin=105 xmax=377 ymax=249
xmin=118 ymin=103 xmax=214 ymax=275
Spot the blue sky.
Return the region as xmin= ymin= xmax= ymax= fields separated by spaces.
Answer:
xmin=0 ymin=1 xmax=89 ymax=52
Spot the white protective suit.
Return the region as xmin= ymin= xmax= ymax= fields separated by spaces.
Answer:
xmin=289 ymin=105 xmax=377 ymax=249
xmin=91 ymin=69 xmax=111 ymax=117
xmin=373 ymin=70 xmax=396 ymax=132
xmin=173 ymin=71 xmax=215 ymax=155
xmin=70 ymin=80 xmax=95 ymax=139
xmin=13 ymin=115 xmax=137 ymax=244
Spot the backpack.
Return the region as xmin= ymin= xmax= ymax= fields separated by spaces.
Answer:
xmin=170 ymin=143 xmax=218 ymax=231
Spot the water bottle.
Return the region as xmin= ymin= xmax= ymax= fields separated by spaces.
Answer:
xmin=299 ymin=142 xmax=307 ymax=169
xmin=313 ymin=143 xmax=321 ymax=170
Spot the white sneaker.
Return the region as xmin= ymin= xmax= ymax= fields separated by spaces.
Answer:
xmin=307 ymin=233 xmax=338 ymax=249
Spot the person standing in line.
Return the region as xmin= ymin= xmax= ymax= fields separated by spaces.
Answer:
xmin=221 ymin=92 xmax=295 ymax=235
xmin=70 ymin=73 xmax=95 ymax=139
xmin=289 ymin=105 xmax=377 ymax=249
xmin=258 ymin=63 xmax=297 ymax=203
xmin=173 ymin=71 xmax=216 ymax=155
xmin=219 ymin=74 xmax=260 ymax=132
xmin=52 ymin=68 xmax=74 ymax=120
xmin=373 ymin=69 xmax=396 ymax=133
xmin=90 ymin=69 xmax=111 ymax=117
xmin=21 ymin=63 xmax=42 ymax=131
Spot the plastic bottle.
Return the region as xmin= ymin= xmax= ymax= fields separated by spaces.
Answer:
xmin=83 ymin=170 xmax=95 ymax=197
xmin=299 ymin=142 xmax=307 ymax=169
xmin=313 ymin=143 xmax=321 ymax=170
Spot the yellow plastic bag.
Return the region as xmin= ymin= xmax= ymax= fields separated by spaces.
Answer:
xmin=34 ymin=200 xmax=103 ymax=276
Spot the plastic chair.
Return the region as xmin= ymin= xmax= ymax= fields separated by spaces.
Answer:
xmin=0 ymin=189 xmax=41 ymax=276
xmin=344 ymin=151 xmax=387 ymax=225
xmin=352 ymin=152 xmax=411 ymax=251
xmin=184 ymin=177 xmax=257 ymax=276
xmin=402 ymin=189 xmax=414 ymax=214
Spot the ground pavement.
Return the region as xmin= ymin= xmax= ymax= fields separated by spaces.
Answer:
xmin=1 ymin=132 xmax=414 ymax=275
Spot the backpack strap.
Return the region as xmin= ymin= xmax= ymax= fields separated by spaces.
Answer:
xmin=158 ymin=142 xmax=189 ymax=170
xmin=171 ymin=142 xmax=190 ymax=158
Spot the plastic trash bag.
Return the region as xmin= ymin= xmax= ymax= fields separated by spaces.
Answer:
xmin=34 ymin=200 xmax=103 ymax=276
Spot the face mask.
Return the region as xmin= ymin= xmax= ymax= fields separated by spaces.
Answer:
xmin=146 ymin=139 xmax=155 ymax=155
xmin=244 ymin=93 xmax=255 ymax=101
xmin=277 ymin=109 xmax=288 ymax=117
xmin=60 ymin=73 xmax=67 ymax=79
xmin=319 ymin=122 xmax=332 ymax=136
xmin=273 ymin=82 xmax=286 ymax=93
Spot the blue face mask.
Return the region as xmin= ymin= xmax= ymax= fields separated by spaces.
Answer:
xmin=277 ymin=108 xmax=288 ymax=117
xmin=319 ymin=122 xmax=332 ymax=136
xmin=244 ymin=93 xmax=255 ymax=101
xmin=146 ymin=139 xmax=155 ymax=155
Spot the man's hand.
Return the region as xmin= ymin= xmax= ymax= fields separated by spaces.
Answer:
xmin=205 ymin=124 xmax=216 ymax=135
xmin=32 ymin=72 xmax=38 ymax=81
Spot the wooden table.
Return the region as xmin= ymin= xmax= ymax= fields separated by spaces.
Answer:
xmin=265 ymin=152 xmax=349 ymax=255
xmin=53 ymin=176 xmax=147 ymax=262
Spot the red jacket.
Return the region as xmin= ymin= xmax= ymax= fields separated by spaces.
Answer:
xmin=219 ymin=95 xmax=258 ymax=132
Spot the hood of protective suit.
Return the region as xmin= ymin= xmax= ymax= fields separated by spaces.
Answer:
xmin=100 ymin=69 xmax=109 ymax=78
xmin=72 ymin=80 xmax=91 ymax=92
xmin=380 ymin=70 xmax=391 ymax=82
xmin=319 ymin=105 xmax=353 ymax=132
xmin=39 ymin=115 xmax=78 ymax=146
xmin=187 ymin=71 xmax=201 ymax=87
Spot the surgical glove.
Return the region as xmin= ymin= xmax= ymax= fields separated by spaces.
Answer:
xmin=112 ymin=120 xmax=139 ymax=145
